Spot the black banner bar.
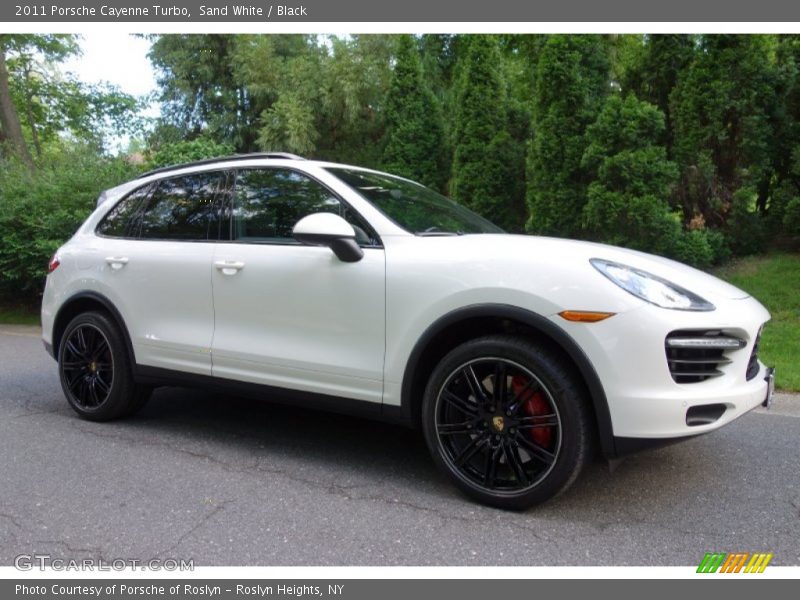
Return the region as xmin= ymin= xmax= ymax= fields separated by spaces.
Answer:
xmin=4 ymin=0 xmax=800 ymax=23
xmin=3 ymin=579 xmax=798 ymax=600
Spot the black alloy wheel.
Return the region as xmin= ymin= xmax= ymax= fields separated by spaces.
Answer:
xmin=61 ymin=323 xmax=114 ymax=409
xmin=58 ymin=311 xmax=151 ymax=421
xmin=434 ymin=357 xmax=562 ymax=494
xmin=422 ymin=335 xmax=592 ymax=510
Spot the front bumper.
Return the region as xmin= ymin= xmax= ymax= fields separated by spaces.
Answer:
xmin=610 ymin=360 xmax=770 ymax=439
xmin=554 ymin=294 xmax=771 ymax=440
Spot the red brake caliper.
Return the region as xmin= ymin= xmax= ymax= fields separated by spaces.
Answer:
xmin=511 ymin=375 xmax=553 ymax=448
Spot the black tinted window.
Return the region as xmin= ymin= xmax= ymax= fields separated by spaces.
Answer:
xmin=139 ymin=171 xmax=226 ymax=241
xmin=233 ymin=168 xmax=376 ymax=244
xmin=96 ymin=184 xmax=152 ymax=238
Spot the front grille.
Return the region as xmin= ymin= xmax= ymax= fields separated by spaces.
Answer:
xmin=665 ymin=330 xmax=746 ymax=384
xmin=746 ymin=329 xmax=762 ymax=381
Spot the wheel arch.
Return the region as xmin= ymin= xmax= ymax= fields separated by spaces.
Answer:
xmin=52 ymin=291 xmax=136 ymax=367
xmin=399 ymin=303 xmax=617 ymax=458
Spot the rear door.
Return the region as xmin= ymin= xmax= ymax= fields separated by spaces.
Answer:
xmin=94 ymin=170 xmax=229 ymax=375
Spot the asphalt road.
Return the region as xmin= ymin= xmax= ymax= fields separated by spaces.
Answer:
xmin=1 ymin=324 xmax=798 ymax=566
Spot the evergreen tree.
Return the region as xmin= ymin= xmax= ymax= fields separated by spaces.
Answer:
xmin=381 ymin=35 xmax=447 ymax=190
xmin=621 ymin=34 xmax=695 ymax=152
xmin=759 ymin=35 xmax=800 ymax=234
xmin=527 ymin=35 xmax=610 ymax=237
xmin=451 ymin=35 xmax=525 ymax=231
xmin=670 ymin=35 xmax=775 ymax=229
xmin=582 ymin=94 xmax=681 ymax=255
xmin=419 ymin=34 xmax=458 ymax=104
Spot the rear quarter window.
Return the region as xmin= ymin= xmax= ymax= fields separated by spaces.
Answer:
xmin=95 ymin=183 xmax=153 ymax=238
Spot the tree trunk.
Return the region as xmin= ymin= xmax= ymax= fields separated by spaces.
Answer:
xmin=0 ymin=47 xmax=33 ymax=168
xmin=22 ymin=67 xmax=41 ymax=158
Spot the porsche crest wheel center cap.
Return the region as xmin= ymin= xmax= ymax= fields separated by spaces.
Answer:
xmin=491 ymin=415 xmax=505 ymax=433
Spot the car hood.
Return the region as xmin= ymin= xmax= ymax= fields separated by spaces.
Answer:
xmin=461 ymin=234 xmax=751 ymax=301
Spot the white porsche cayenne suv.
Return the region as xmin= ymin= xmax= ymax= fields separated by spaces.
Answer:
xmin=41 ymin=153 xmax=775 ymax=509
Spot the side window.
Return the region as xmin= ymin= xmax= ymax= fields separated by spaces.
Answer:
xmin=232 ymin=168 xmax=378 ymax=245
xmin=139 ymin=171 xmax=227 ymax=241
xmin=95 ymin=183 xmax=152 ymax=238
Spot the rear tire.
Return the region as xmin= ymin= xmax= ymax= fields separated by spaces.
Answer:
xmin=58 ymin=311 xmax=151 ymax=421
xmin=421 ymin=335 xmax=592 ymax=510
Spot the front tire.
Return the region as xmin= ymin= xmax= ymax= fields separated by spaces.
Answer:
xmin=421 ymin=335 xmax=592 ymax=510
xmin=58 ymin=311 xmax=151 ymax=421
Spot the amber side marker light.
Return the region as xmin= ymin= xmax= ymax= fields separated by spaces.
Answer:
xmin=558 ymin=310 xmax=615 ymax=323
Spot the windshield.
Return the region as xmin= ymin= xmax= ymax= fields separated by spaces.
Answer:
xmin=326 ymin=168 xmax=504 ymax=235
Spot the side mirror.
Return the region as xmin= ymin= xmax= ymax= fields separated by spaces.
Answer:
xmin=292 ymin=213 xmax=364 ymax=263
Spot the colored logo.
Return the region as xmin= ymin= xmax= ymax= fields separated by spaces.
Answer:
xmin=697 ymin=552 xmax=773 ymax=573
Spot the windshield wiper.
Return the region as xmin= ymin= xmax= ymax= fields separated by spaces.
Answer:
xmin=416 ymin=228 xmax=464 ymax=237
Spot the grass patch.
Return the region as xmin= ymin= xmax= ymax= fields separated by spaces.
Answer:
xmin=716 ymin=252 xmax=800 ymax=392
xmin=0 ymin=301 xmax=40 ymax=326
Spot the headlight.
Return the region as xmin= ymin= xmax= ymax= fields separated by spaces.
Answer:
xmin=590 ymin=259 xmax=715 ymax=311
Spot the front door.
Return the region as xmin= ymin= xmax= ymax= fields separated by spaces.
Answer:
xmin=210 ymin=167 xmax=386 ymax=404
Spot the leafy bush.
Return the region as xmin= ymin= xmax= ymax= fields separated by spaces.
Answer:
xmin=583 ymin=186 xmax=683 ymax=255
xmin=726 ymin=187 xmax=768 ymax=256
xmin=0 ymin=147 xmax=139 ymax=299
xmin=146 ymin=137 xmax=235 ymax=170
xmin=704 ymin=228 xmax=732 ymax=264
xmin=765 ymin=180 xmax=792 ymax=235
xmin=673 ymin=229 xmax=715 ymax=269
xmin=783 ymin=196 xmax=800 ymax=237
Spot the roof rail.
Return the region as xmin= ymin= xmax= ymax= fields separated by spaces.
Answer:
xmin=136 ymin=152 xmax=306 ymax=179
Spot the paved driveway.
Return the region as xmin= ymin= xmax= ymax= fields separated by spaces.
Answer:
xmin=1 ymin=325 xmax=798 ymax=565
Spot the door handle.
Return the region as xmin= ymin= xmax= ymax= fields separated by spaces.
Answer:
xmin=105 ymin=256 xmax=129 ymax=270
xmin=214 ymin=260 xmax=245 ymax=275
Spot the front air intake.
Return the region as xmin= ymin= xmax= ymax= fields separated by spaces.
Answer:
xmin=686 ymin=404 xmax=727 ymax=426
xmin=665 ymin=330 xmax=746 ymax=384
xmin=746 ymin=329 xmax=762 ymax=381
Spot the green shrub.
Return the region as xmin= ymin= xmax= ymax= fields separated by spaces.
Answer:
xmin=766 ymin=180 xmax=793 ymax=235
xmin=783 ymin=196 xmax=800 ymax=237
xmin=673 ymin=229 xmax=715 ymax=269
xmin=583 ymin=186 xmax=683 ymax=255
xmin=704 ymin=228 xmax=731 ymax=264
xmin=146 ymin=137 xmax=235 ymax=170
xmin=0 ymin=147 xmax=139 ymax=299
xmin=726 ymin=188 xmax=768 ymax=256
